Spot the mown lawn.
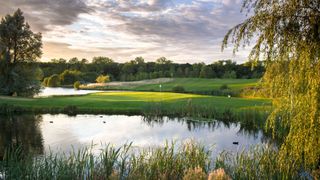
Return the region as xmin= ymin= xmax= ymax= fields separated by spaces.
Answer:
xmin=132 ymin=78 xmax=259 ymax=92
xmin=89 ymin=78 xmax=259 ymax=94
xmin=0 ymin=91 xmax=269 ymax=113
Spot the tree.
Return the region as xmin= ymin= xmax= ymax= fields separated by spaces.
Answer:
xmin=51 ymin=58 xmax=67 ymax=64
xmin=223 ymin=0 xmax=320 ymax=174
xmin=68 ymin=57 xmax=79 ymax=64
xmin=59 ymin=70 xmax=82 ymax=85
xmin=0 ymin=9 xmax=42 ymax=96
xmin=80 ymin=58 xmax=88 ymax=64
xmin=222 ymin=71 xmax=236 ymax=79
xmin=96 ymin=75 xmax=110 ymax=83
xmin=133 ymin=57 xmax=145 ymax=64
xmin=156 ymin=57 xmax=172 ymax=64
xmin=199 ymin=65 xmax=213 ymax=78
xmin=191 ymin=63 xmax=204 ymax=77
xmin=47 ymin=74 xmax=60 ymax=87
xmin=176 ymin=67 xmax=184 ymax=77
xmin=81 ymin=72 xmax=98 ymax=83
xmin=92 ymin=56 xmax=114 ymax=64
xmin=184 ymin=67 xmax=191 ymax=77
xmin=42 ymin=77 xmax=49 ymax=86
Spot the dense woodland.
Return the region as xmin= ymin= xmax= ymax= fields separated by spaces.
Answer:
xmin=38 ymin=57 xmax=265 ymax=85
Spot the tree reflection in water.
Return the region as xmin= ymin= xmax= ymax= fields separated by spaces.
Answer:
xmin=142 ymin=115 xmax=275 ymax=145
xmin=0 ymin=114 xmax=44 ymax=158
xmin=0 ymin=114 xmax=277 ymax=159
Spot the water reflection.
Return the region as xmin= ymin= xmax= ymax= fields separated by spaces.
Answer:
xmin=35 ymin=87 xmax=102 ymax=97
xmin=142 ymin=116 xmax=263 ymax=138
xmin=0 ymin=114 xmax=44 ymax=158
xmin=0 ymin=114 xmax=271 ymax=157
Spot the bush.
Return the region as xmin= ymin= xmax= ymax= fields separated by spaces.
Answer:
xmin=47 ymin=74 xmax=60 ymax=87
xmin=172 ymin=85 xmax=185 ymax=93
xmin=73 ymin=81 xmax=81 ymax=90
xmin=96 ymin=75 xmax=110 ymax=83
xmin=220 ymin=84 xmax=229 ymax=90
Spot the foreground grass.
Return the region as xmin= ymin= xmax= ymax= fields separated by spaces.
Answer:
xmin=0 ymin=142 xmax=307 ymax=180
xmin=0 ymin=92 xmax=269 ymax=116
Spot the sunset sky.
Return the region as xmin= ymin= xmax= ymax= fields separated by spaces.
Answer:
xmin=0 ymin=0 xmax=251 ymax=63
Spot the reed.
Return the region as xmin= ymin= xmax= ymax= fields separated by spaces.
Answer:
xmin=0 ymin=142 xmax=311 ymax=180
xmin=214 ymin=145 xmax=307 ymax=179
xmin=0 ymin=142 xmax=210 ymax=180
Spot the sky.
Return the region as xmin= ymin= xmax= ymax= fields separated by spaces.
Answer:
xmin=0 ymin=0 xmax=251 ymax=63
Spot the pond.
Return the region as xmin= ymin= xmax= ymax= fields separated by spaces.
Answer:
xmin=0 ymin=114 xmax=270 ymax=157
xmin=35 ymin=87 xmax=102 ymax=97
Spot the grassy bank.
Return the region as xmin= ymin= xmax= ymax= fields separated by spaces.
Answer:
xmin=82 ymin=78 xmax=259 ymax=96
xmin=0 ymin=92 xmax=270 ymax=117
xmin=0 ymin=142 xmax=305 ymax=179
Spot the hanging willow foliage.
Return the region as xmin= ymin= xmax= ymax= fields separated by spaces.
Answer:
xmin=222 ymin=0 xmax=320 ymax=173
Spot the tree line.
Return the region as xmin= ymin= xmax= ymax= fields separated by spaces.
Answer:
xmin=38 ymin=57 xmax=265 ymax=85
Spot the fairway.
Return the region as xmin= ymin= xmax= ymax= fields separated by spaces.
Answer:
xmin=87 ymin=78 xmax=259 ymax=93
xmin=134 ymin=78 xmax=258 ymax=91
xmin=0 ymin=91 xmax=269 ymax=113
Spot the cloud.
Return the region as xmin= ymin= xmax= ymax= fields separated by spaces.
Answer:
xmin=0 ymin=0 xmax=91 ymax=32
xmin=0 ymin=0 xmax=249 ymax=63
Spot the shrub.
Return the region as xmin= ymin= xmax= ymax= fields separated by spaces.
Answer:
xmin=172 ymin=85 xmax=185 ymax=93
xmin=73 ymin=81 xmax=81 ymax=90
xmin=96 ymin=75 xmax=110 ymax=83
xmin=220 ymin=84 xmax=229 ymax=90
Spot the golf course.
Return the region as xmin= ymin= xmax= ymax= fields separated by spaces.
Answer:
xmin=1 ymin=2 xmax=319 ymax=178
xmin=0 ymin=89 xmax=270 ymax=115
xmin=82 ymin=78 xmax=259 ymax=93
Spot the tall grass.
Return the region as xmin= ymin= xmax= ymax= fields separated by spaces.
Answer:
xmin=214 ymin=145 xmax=314 ymax=180
xmin=0 ymin=142 xmax=210 ymax=180
xmin=0 ymin=142 xmax=312 ymax=180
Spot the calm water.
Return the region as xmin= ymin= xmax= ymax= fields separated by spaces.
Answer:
xmin=36 ymin=87 xmax=102 ymax=97
xmin=0 ymin=114 xmax=269 ymax=157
